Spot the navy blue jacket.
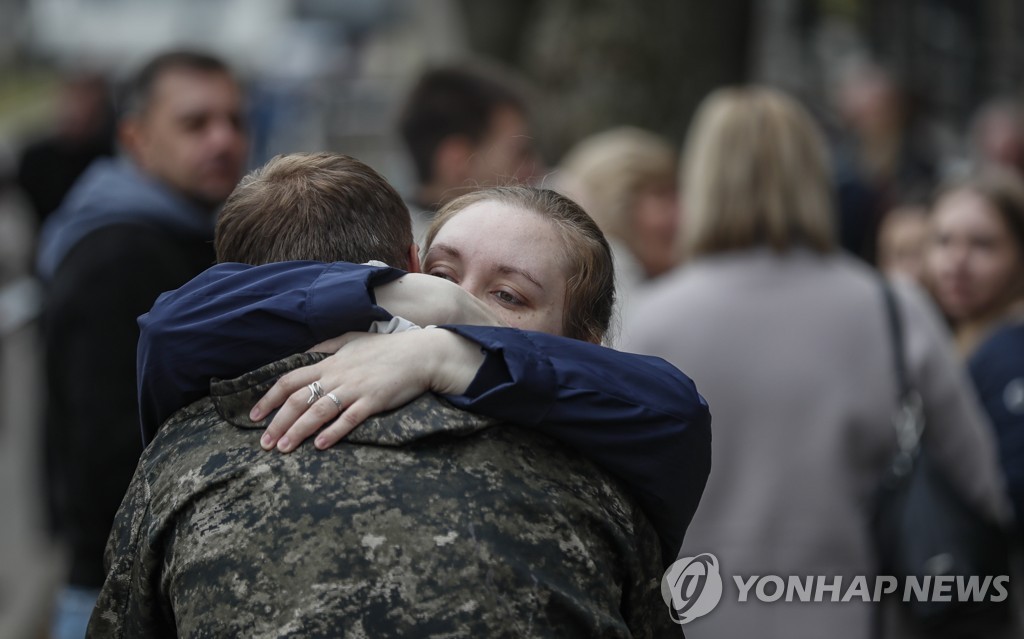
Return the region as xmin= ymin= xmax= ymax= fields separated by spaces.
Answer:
xmin=969 ymin=322 xmax=1024 ymax=541
xmin=138 ymin=260 xmax=712 ymax=560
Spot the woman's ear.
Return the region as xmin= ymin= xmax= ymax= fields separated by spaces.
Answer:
xmin=408 ymin=244 xmax=422 ymax=273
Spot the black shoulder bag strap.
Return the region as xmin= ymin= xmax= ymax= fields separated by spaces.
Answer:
xmin=881 ymin=280 xmax=908 ymax=400
xmin=881 ymin=280 xmax=925 ymax=474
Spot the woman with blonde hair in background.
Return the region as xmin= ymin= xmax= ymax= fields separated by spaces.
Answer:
xmin=622 ymin=86 xmax=1013 ymax=638
xmin=555 ymin=126 xmax=680 ymax=320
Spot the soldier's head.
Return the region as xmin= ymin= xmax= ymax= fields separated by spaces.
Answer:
xmin=399 ymin=66 xmax=539 ymax=207
xmin=215 ymin=152 xmax=415 ymax=270
xmin=119 ymin=50 xmax=248 ymax=209
xmin=423 ymin=187 xmax=613 ymax=344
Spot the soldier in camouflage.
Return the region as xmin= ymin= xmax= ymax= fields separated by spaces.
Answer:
xmin=87 ymin=352 xmax=675 ymax=637
xmin=88 ymin=153 xmax=705 ymax=637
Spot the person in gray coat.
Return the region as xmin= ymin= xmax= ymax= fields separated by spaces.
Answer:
xmin=622 ymin=86 xmax=1015 ymax=638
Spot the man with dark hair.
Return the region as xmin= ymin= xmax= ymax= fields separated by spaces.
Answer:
xmin=399 ymin=66 xmax=540 ymax=240
xmin=36 ymin=49 xmax=247 ymax=637
xmin=90 ymin=152 xmax=684 ymax=637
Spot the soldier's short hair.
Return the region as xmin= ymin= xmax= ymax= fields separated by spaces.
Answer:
xmin=121 ymin=50 xmax=235 ymax=117
xmin=215 ymin=152 xmax=413 ymax=269
xmin=399 ymin=66 xmax=526 ymax=185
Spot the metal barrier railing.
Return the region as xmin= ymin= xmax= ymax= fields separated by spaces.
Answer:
xmin=0 ymin=276 xmax=43 ymax=337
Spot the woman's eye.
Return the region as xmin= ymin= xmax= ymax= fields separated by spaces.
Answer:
xmin=494 ymin=290 xmax=524 ymax=306
xmin=970 ymin=238 xmax=996 ymax=252
xmin=429 ymin=270 xmax=457 ymax=283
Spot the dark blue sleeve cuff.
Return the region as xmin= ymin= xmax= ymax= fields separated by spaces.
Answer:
xmin=438 ymin=325 xmax=558 ymax=424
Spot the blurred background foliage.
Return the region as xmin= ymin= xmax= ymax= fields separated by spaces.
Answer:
xmin=0 ymin=0 xmax=1020 ymax=188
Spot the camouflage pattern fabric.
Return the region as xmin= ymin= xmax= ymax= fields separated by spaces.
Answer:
xmin=88 ymin=353 xmax=677 ymax=638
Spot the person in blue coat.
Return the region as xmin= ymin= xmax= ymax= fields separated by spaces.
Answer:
xmin=969 ymin=321 xmax=1024 ymax=543
xmin=139 ymin=158 xmax=711 ymax=564
xmin=927 ymin=168 xmax=1024 ymax=539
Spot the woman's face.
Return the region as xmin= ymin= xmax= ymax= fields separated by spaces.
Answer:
xmin=631 ymin=182 xmax=680 ymax=278
xmin=423 ymin=201 xmax=570 ymax=335
xmin=878 ymin=208 xmax=929 ymax=284
xmin=927 ymin=188 xmax=1024 ymax=323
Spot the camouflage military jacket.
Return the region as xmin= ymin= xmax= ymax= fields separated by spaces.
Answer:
xmin=88 ymin=353 xmax=677 ymax=638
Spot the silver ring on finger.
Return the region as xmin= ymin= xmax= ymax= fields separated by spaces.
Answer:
xmin=325 ymin=392 xmax=343 ymax=413
xmin=306 ymin=381 xmax=325 ymax=405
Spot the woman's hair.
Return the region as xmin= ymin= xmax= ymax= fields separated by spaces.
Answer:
xmin=424 ymin=186 xmax=615 ymax=344
xmin=556 ymin=126 xmax=677 ymax=250
xmin=681 ymin=86 xmax=837 ymax=259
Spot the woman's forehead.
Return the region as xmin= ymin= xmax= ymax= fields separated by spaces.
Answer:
xmin=935 ymin=190 xmax=1003 ymax=230
xmin=434 ymin=202 xmax=553 ymax=247
xmin=430 ymin=201 xmax=569 ymax=276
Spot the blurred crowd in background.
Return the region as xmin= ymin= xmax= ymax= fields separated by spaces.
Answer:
xmin=1 ymin=0 xmax=1024 ymax=637
xmin=3 ymin=0 xmax=1022 ymax=302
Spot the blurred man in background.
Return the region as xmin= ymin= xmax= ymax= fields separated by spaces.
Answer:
xmin=16 ymin=71 xmax=116 ymax=228
xmin=398 ymin=65 xmax=541 ymax=241
xmin=969 ymin=97 xmax=1024 ymax=180
xmin=36 ymin=50 xmax=247 ymax=639
xmin=831 ymin=62 xmax=938 ymax=264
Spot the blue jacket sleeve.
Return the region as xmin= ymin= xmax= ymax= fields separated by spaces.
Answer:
xmin=439 ymin=325 xmax=712 ymax=563
xmin=137 ymin=261 xmax=404 ymax=444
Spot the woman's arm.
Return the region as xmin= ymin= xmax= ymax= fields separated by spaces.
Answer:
xmin=137 ymin=260 xmax=500 ymax=443
xmin=440 ymin=327 xmax=712 ymax=561
xmin=443 ymin=325 xmax=712 ymax=562
xmin=252 ymin=325 xmax=712 ymax=562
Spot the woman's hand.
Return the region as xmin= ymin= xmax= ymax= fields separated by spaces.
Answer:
xmin=251 ymin=328 xmax=485 ymax=452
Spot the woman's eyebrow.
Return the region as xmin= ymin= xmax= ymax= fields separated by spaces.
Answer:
xmin=424 ymin=244 xmax=461 ymax=261
xmin=496 ymin=265 xmax=544 ymax=291
xmin=428 ymin=242 xmax=544 ymax=290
